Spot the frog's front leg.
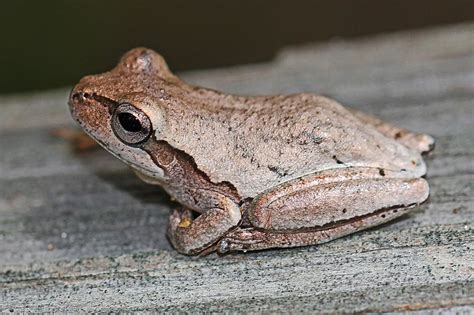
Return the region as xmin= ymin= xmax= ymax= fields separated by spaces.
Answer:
xmin=347 ymin=108 xmax=435 ymax=153
xmin=167 ymin=196 xmax=241 ymax=255
xmin=217 ymin=167 xmax=429 ymax=254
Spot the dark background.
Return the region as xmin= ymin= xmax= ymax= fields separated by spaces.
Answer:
xmin=1 ymin=0 xmax=473 ymax=94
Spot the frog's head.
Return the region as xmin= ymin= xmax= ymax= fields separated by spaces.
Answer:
xmin=68 ymin=48 xmax=176 ymax=181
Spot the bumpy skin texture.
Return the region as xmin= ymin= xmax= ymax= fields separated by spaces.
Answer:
xmin=69 ymin=48 xmax=434 ymax=255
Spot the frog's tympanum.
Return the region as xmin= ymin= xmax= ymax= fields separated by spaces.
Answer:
xmin=69 ymin=48 xmax=434 ymax=255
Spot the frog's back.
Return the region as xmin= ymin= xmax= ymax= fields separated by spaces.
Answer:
xmin=160 ymin=89 xmax=425 ymax=198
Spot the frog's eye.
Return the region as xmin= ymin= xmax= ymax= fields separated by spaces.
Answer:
xmin=112 ymin=103 xmax=152 ymax=144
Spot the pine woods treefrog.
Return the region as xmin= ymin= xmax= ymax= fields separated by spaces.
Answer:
xmin=69 ymin=48 xmax=434 ymax=255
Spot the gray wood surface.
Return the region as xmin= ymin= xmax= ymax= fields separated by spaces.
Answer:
xmin=1 ymin=23 xmax=473 ymax=313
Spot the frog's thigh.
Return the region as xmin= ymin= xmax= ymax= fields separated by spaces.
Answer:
xmin=248 ymin=167 xmax=429 ymax=231
xmin=347 ymin=108 xmax=435 ymax=153
xmin=218 ymin=204 xmax=413 ymax=254
xmin=167 ymin=196 xmax=241 ymax=255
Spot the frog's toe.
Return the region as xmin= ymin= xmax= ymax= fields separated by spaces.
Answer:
xmin=416 ymin=134 xmax=435 ymax=154
xmin=396 ymin=132 xmax=435 ymax=154
xmin=168 ymin=207 xmax=194 ymax=232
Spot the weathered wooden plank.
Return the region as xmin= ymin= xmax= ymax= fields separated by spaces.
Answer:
xmin=1 ymin=239 xmax=473 ymax=312
xmin=0 ymin=23 xmax=473 ymax=312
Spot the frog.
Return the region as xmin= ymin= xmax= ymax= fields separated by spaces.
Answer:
xmin=69 ymin=48 xmax=434 ymax=255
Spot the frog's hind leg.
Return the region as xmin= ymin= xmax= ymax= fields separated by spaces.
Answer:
xmin=218 ymin=204 xmax=414 ymax=254
xmin=347 ymin=108 xmax=435 ymax=153
xmin=217 ymin=167 xmax=429 ymax=254
xmin=249 ymin=167 xmax=429 ymax=231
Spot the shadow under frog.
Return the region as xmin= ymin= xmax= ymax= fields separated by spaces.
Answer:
xmin=69 ymin=48 xmax=434 ymax=255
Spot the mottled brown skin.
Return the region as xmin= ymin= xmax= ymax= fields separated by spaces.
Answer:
xmin=69 ymin=48 xmax=434 ymax=255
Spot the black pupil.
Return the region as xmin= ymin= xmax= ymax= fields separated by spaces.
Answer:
xmin=118 ymin=112 xmax=142 ymax=132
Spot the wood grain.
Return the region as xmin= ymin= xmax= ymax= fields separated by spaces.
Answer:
xmin=0 ymin=23 xmax=473 ymax=312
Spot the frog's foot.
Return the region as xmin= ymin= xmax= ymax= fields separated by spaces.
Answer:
xmin=393 ymin=131 xmax=435 ymax=154
xmin=217 ymin=204 xmax=415 ymax=254
xmin=348 ymin=108 xmax=435 ymax=153
xmin=167 ymin=197 xmax=241 ymax=255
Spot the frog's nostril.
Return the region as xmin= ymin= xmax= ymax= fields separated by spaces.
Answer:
xmin=71 ymin=93 xmax=82 ymax=103
xmin=71 ymin=92 xmax=92 ymax=104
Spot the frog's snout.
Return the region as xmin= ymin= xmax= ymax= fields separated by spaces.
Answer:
xmin=69 ymin=74 xmax=102 ymax=108
xmin=69 ymin=90 xmax=88 ymax=106
xmin=68 ymin=82 xmax=108 ymax=128
xmin=68 ymin=87 xmax=95 ymax=122
xmin=69 ymin=80 xmax=90 ymax=108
